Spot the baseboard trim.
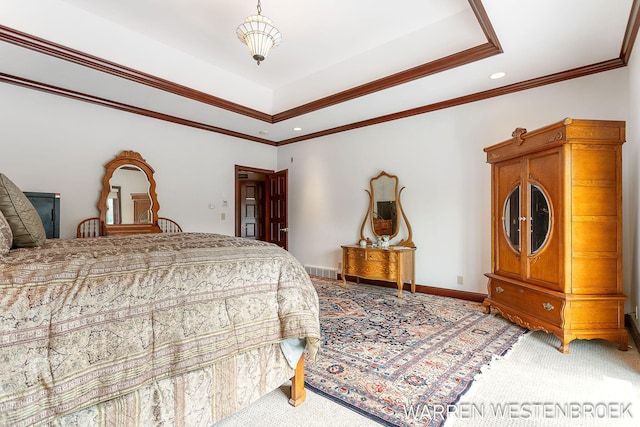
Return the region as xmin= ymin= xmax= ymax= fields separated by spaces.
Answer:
xmin=625 ymin=314 xmax=640 ymax=354
xmin=338 ymin=275 xmax=486 ymax=303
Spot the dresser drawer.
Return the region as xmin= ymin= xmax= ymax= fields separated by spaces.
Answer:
xmin=342 ymin=247 xmax=397 ymax=281
xmin=343 ymin=247 xmax=365 ymax=273
xmin=343 ymin=262 xmax=359 ymax=275
xmin=489 ymin=280 xmax=564 ymax=326
xmin=341 ymin=245 xmax=416 ymax=298
xmin=344 ymin=247 xmax=397 ymax=262
xmin=360 ymin=260 xmax=397 ymax=281
xmin=344 ymin=258 xmax=397 ymax=280
xmin=365 ymin=250 xmax=397 ymax=263
xmin=343 ymin=247 xmax=364 ymax=261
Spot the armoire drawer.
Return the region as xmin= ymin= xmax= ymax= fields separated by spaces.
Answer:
xmin=489 ymin=280 xmax=564 ymax=326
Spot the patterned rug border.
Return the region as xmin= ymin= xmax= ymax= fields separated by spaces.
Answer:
xmin=305 ymin=335 xmax=529 ymax=427
xmin=305 ymin=277 xmax=527 ymax=426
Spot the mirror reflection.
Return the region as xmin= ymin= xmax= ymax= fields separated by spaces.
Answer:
xmin=106 ymin=166 xmax=152 ymax=225
xmin=371 ymin=174 xmax=397 ymax=236
xmin=530 ymin=184 xmax=550 ymax=254
xmin=359 ymin=171 xmax=414 ymax=248
xmin=98 ymin=150 xmax=160 ymax=235
xmin=503 ymin=186 xmax=521 ymax=252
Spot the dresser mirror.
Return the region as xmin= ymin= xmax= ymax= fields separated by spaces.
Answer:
xmin=359 ymin=171 xmax=414 ymax=247
xmin=371 ymin=173 xmax=398 ymax=237
xmin=106 ymin=166 xmax=151 ymax=225
xmin=98 ymin=150 xmax=161 ymax=235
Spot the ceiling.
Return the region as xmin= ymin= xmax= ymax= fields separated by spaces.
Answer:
xmin=0 ymin=0 xmax=637 ymax=145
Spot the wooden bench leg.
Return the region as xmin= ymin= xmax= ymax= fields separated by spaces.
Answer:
xmin=289 ymin=356 xmax=306 ymax=407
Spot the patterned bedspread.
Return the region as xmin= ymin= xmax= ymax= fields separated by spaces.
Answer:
xmin=0 ymin=233 xmax=320 ymax=426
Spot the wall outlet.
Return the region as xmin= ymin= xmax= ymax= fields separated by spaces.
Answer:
xmin=636 ymin=305 xmax=639 ymax=320
xmin=457 ymin=275 xmax=464 ymax=285
xmin=221 ymin=212 xmax=225 ymax=220
xmin=337 ymin=262 xmax=342 ymax=270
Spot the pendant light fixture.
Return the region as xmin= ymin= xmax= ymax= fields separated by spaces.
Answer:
xmin=236 ymin=0 xmax=282 ymax=65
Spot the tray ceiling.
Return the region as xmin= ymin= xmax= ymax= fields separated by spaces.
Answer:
xmin=0 ymin=0 xmax=636 ymax=144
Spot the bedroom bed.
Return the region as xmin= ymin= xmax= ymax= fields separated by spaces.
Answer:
xmin=0 ymin=150 xmax=321 ymax=425
xmin=0 ymin=231 xmax=321 ymax=426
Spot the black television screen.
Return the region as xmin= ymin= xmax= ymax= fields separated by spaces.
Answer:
xmin=23 ymin=191 xmax=60 ymax=239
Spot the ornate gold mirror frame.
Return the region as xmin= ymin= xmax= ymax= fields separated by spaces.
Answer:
xmin=98 ymin=150 xmax=161 ymax=235
xmin=359 ymin=171 xmax=414 ymax=247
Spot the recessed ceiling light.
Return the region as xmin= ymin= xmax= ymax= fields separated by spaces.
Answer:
xmin=490 ymin=72 xmax=506 ymax=80
xmin=293 ymin=127 xmax=303 ymax=131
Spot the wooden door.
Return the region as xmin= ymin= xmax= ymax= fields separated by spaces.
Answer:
xmin=108 ymin=186 xmax=122 ymax=225
xmin=266 ymin=169 xmax=288 ymax=250
xmin=239 ymin=180 xmax=265 ymax=240
xmin=493 ymin=159 xmax=523 ymax=279
xmin=525 ymin=148 xmax=562 ymax=291
xmin=131 ymin=193 xmax=151 ymax=224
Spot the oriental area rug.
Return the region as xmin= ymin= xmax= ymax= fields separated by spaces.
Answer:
xmin=304 ymin=277 xmax=527 ymax=427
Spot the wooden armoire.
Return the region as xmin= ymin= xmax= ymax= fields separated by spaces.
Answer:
xmin=483 ymin=118 xmax=627 ymax=353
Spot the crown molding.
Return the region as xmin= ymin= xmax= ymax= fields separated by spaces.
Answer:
xmin=0 ymin=0 xmax=501 ymax=128
xmin=0 ymin=24 xmax=272 ymax=123
xmin=277 ymin=58 xmax=626 ymax=145
xmin=621 ymin=0 xmax=640 ymax=64
xmin=0 ymin=72 xmax=277 ymax=146
xmin=0 ymin=0 xmax=637 ymax=146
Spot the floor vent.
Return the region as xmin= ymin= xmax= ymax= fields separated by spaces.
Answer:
xmin=304 ymin=265 xmax=338 ymax=280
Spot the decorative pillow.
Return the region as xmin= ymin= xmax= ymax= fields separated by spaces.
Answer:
xmin=0 ymin=173 xmax=46 ymax=248
xmin=0 ymin=209 xmax=12 ymax=255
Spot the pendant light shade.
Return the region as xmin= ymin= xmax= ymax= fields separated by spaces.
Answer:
xmin=236 ymin=1 xmax=281 ymax=65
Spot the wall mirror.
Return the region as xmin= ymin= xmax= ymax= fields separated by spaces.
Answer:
xmin=359 ymin=171 xmax=414 ymax=247
xmin=98 ymin=150 xmax=161 ymax=235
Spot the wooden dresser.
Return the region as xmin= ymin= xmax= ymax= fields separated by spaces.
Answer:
xmin=342 ymin=245 xmax=416 ymax=297
xmin=483 ymin=118 xmax=627 ymax=353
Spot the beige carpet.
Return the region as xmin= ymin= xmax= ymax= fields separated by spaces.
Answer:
xmin=216 ymin=310 xmax=640 ymax=427
xmin=450 ymin=331 xmax=640 ymax=427
xmin=216 ymin=331 xmax=640 ymax=426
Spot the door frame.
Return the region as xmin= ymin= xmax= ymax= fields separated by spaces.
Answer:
xmin=234 ymin=165 xmax=273 ymax=239
xmin=266 ymin=169 xmax=289 ymax=250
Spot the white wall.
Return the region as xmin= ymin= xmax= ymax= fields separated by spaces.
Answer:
xmin=0 ymin=82 xmax=278 ymax=239
xmin=278 ymin=68 xmax=631 ymax=298
xmin=627 ymin=45 xmax=640 ymax=329
xmin=0 ymin=66 xmax=636 ymax=311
